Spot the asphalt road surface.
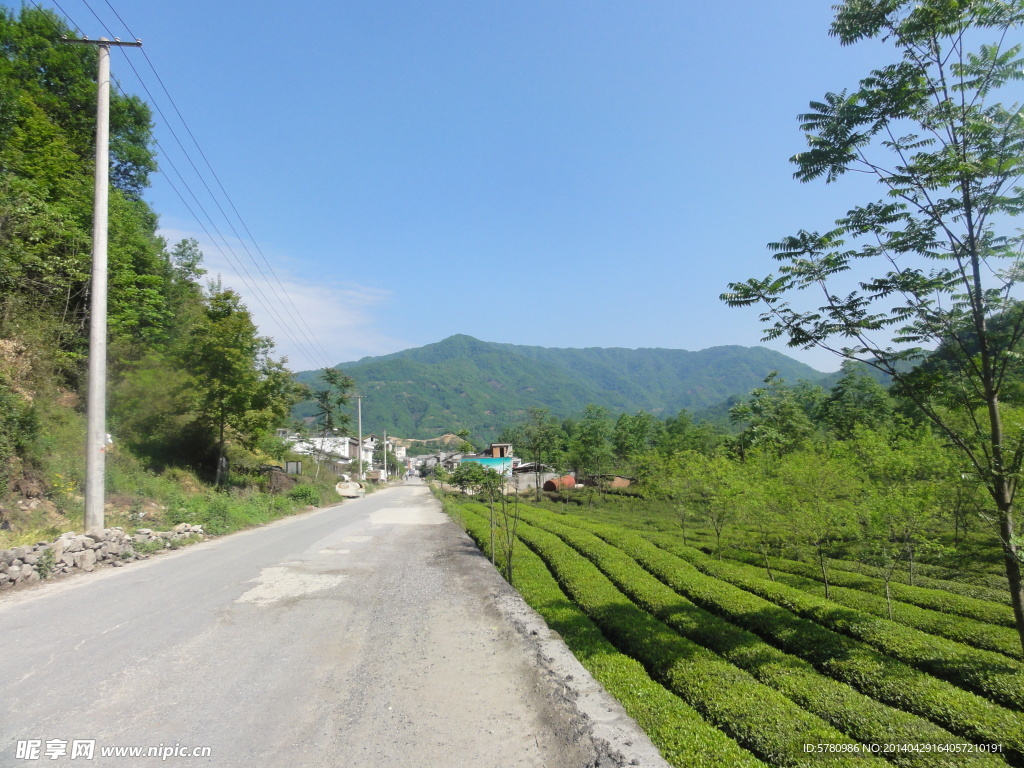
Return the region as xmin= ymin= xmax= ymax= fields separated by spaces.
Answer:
xmin=0 ymin=481 xmax=668 ymax=768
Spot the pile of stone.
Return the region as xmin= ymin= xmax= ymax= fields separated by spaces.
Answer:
xmin=0 ymin=522 xmax=205 ymax=588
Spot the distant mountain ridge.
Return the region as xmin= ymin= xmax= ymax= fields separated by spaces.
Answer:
xmin=293 ymin=334 xmax=829 ymax=441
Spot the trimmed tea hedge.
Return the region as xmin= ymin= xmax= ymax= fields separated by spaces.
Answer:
xmin=486 ymin=510 xmax=883 ymax=766
xmin=681 ymin=527 xmax=1009 ymax=602
xmin=453 ymin=502 xmax=765 ymax=768
xmin=721 ymin=548 xmax=1015 ymax=626
xmin=822 ymin=557 xmax=1011 ymax=606
xmin=639 ymin=532 xmax=1024 ymax=714
xmin=523 ymin=510 xmax=1023 ymax=759
xmin=513 ymin=507 xmax=1004 ymax=768
xmin=714 ymin=550 xmax=1021 ymax=660
xmin=777 ymin=573 xmax=1021 ymax=661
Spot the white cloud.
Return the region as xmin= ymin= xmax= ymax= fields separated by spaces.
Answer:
xmin=159 ymin=227 xmax=407 ymax=370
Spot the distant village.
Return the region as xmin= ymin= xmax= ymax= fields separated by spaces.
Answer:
xmin=278 ymin=431 xmax=632 ymax=492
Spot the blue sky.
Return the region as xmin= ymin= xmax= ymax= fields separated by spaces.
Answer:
xmin=50 ymin=0 xmax=901 ymax=372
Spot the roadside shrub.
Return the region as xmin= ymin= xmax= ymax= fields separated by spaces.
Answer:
xmin=288 ymin=484 xmax=319 ymax=506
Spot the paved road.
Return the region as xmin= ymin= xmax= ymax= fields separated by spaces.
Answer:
xmin=0 ymin=482 xmax=666 ymax=768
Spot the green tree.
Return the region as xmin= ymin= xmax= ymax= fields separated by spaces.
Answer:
xmin=0 ymin=7 xmax=165 ymax=387
xmin=776 ymin=449 xmax=859 ymax=599
xmin=664 ymin=450 xmax=744 ymax=558
xmin=519 ymin=407 xmax=562 ymax=500
xmin=820 ymin=361 xmax=896 ymax=439
xmin=311 ymin=367 xmax=353 ymax=478
xmin=722 ymin=0 xmax=1024 ymax=652
xmin=450 ymin=461 xmax=505 ymax=565
xmin=372 ymin=442 xmax=402 ymax=477
xmin=187 ymin=289 xmax=296 ymax=485
xmin=657 ymin=410 xmax=726 ymax=456
xmin=454 ymin=428 xmax=474 ymax=455
xmin=567 ymin=404 xmax=613 ymax=485
xmin=450 ymin=460 xmax=486 ymax=495
xmin=847 ymin=428 xmax=951 ymax=615
xmin=729 ymin=372 xmax=818 ymax=457
xmin=611 ymin=410 xmax=663 ymax=472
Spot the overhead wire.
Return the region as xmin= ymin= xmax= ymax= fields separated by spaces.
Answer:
xmin=42 ymin=0 xmax=81 ymax=33
xmin=32 ymin=0 xmax=337 ymax=370
xmin=79 ymin=0 xmax=331 ymax=369
xmin=92 ymin=0 xmax=338 ymax=370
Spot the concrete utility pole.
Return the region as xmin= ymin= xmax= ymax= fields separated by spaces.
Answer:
xmin=382 ymin=430 xmax=387 ymax=482
xmin=352 ymin=395 xmax=365 ymax=482
xmin=61 ymin=36 xmax=142 ymax=535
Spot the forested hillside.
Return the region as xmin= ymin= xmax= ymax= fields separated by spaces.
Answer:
xmin=294 ymin=334 xmax=828 ymax=441
xmin=0 ymin=7 xmax=300 ymax=535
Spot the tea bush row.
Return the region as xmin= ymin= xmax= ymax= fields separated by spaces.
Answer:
xmin=514 ymin=507 xmax=1001 ymax=768
xmin=454 ymin=502 xmax=766 ymax=768
xmin=494 ymin=510 xmax=886 ymax=767
xmin=714 ymin=550 xmax=1020 ymax=659
xmin=641 ymin=532 xmax=1024 ymax=718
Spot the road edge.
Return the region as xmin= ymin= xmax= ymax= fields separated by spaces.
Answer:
xmin=453 ymin=522 xmax=672 ymax=768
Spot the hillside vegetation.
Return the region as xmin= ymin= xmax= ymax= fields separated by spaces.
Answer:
xmin=0 ymin=7 xmax=326 ymax=545
xmin=294 ymin=334 xmax=829 ymax=441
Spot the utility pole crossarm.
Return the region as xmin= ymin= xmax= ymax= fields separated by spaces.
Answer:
xmin=62 ymin=36 xmax=142 ymax=47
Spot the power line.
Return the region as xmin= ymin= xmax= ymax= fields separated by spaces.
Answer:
xmin=97 ymin=0 xmax=337 ymax=369
xmin=128 ymin=44 xmax=339 ymax=368
xmin=77 ymin=0 xmax=114 ymax=38
xmin=35 ymin=0 xmax=81 ymax=34
xmin=109 ymin=70 xmax=326 ymax=367
xmin=36 ymin=0 xmax=337 ymax=370
xmin=86 ymin=2 xmax=328 ymax=368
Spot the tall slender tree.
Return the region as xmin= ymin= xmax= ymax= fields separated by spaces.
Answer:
xmin=722 ymin=0 xmax=1024 ymax=652
xmin=311 ymin=367 xmax=353 ymax=478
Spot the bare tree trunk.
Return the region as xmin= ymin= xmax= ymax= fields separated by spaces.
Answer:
xmin=487 ymin=485 xmax=496 ymax=567
xmin=998 ymin=501 xmax=1024 ymax=656
xmin=214 ymin=408 xmax=226 ymax=488
xmin=816 ymin=544 xmax=831 ymax=600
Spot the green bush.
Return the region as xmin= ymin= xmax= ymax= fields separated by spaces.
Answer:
xmin=288 ymin=484 xmax=320 ymax=506
xmin=467 ymin=506 xmax=883 ymax=767
xmin=452 ymin=502 xmax=765 ymax=768
xmin=717 ymin=549 xmax=1016 ymax=627
xmin=533 ymin=509 xmax=1024 ymax=759
xmin=823 ymin=557 xmax=1011 ymax=606
xmin=718 ymin=549 xmax=1021 ymax=659
xmin=629 ymin=530 xmax=1024 ymax=752
xmin=645 ymin=534 xmax=1024 ymax=712
xmin=515 ymin=507 xmax=1002 ymax=768
xmin=779 ymin=570 xmax=1020 ymax=660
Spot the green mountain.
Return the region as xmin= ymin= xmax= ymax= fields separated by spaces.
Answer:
xmin=293 ymin=334 xmax=829 ymax=442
